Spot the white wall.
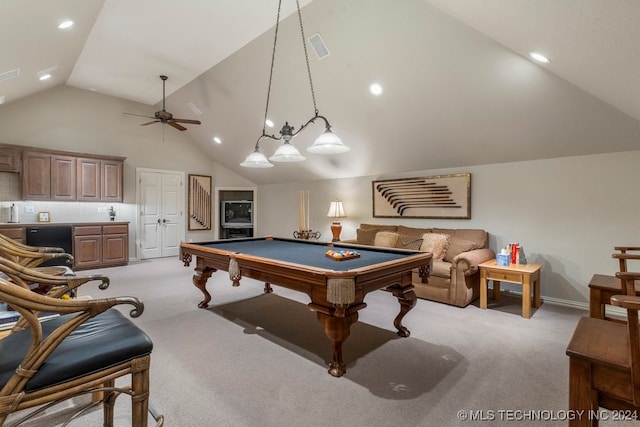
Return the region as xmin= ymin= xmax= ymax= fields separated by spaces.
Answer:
xmin=0 ymin=85 xmax=255 ymax=257
xmin=257 ymin=150 xmax=640 ymax=305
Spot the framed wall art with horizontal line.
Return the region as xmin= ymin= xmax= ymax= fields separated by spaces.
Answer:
xmin=372 ymin=173 xmax=471 ymax=219
xmin=188 ymin=174 xmax=212 ymax=230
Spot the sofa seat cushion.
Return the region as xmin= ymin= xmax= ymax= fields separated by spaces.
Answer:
xmin=420 ymin=233 xmax=450 ymax=261
xmin=431 ymin=260 xmax=452 ymax=278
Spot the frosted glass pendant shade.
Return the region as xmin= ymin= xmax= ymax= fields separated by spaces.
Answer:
xmin=307 ymin=131 xmax=350 ymax=154
xmin=269 ymin=141 xmax=306 ymax=162
xmin=240 ymin=149 xmax=273 ymax=168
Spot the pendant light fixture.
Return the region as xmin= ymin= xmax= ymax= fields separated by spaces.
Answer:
xmin=240 ymin=0 xmax=350 ymax=168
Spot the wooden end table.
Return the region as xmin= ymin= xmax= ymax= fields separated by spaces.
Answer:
xmin=479 ymin=260 xmax=543 ymax=319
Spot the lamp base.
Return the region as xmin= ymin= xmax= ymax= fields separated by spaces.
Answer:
xmin=330 ymin=222 xmax=342 ymax=242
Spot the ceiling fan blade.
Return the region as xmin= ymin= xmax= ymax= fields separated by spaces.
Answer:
xmin=168 ymin=121 xmax=187 ymax=131
xmin=140 ymin=120 xmax=160 ymax=126
xmin=171 ymin=118 xmax=201 ymax=125
xmin=123 ymin=112 xmax=155 ymax=119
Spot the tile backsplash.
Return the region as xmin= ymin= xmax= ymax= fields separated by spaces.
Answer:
xmin=0 ymin=172 xmax=133 ymax=224
xmin=0 ymin=172 xmax=20 ymax=201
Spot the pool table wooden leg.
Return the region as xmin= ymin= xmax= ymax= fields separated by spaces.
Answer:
xmin=387 ymin=284 xmax=417 ymax=337
xmin=193 ymin=266 xmax=215 ymax=309
xmin=316 ymin=311 xmax=358 ymax=377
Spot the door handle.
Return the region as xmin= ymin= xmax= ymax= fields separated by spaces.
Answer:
xmin=162 ymin=219 xmax=168 ymax=223
xmin=157 ymin=219 xmax=162 ymax=224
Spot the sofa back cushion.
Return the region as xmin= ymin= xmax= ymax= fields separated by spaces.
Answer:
xmin=432 ymin=228 xmax=487 ymax=248
xmin=360 ymin=223 xmax=398 ymax=232
xmin=356 ymin=228 xmax=379 ymax=245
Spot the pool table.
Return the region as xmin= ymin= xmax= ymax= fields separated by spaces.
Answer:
xmin=180 ymin=237 xmax=432 ymax=377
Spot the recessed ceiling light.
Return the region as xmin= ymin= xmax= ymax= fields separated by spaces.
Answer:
xmin=213 ymin=136 xmax=222 ymax=144
xmin=369 ymin=83 xmax=383 ymax=96
xmin=265 ymin=119 xmax=274 ymax=128
xmin=38 ymin=74 xmax=52 ymax=81
xmin=57 ymin=20 xmax=74 ymax=30
xmin=529 ymin=52 xmax=550 ymax=63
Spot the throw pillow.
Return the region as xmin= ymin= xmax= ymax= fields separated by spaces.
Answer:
xmin=373 ymin=231 xmax=400 ymax=248
xmin=356 ymin=228 xmax=379 ymax=245
xmin=395 ymin=234 xmax=423 ymax=251
xmin=444 ymin=236 xmax=478 ymax=262
xmin=397 ymin=225 xmax=431 ymax=238
xmin=420 ymin=233 xmax=450 ymax=261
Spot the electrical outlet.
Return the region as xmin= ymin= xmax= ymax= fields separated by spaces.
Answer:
xmin=24 ymin=206 xmax=34 ymax=213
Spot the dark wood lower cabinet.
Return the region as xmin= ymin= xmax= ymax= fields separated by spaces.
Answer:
xmin=0 ymin=223 xmax=128 ymax=270
xmin=73 ymin=224 xmax=128 ymax=270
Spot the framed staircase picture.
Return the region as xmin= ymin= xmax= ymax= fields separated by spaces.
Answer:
xmin=188 ymin=174 xmax=212 ymax=230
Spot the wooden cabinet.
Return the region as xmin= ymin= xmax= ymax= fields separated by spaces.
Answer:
xmin=0 ymin=147 xmax=20 ymax=172
xmin=51 ymin=155 xmax=77 ymax=200
xmin=77 ymin=158 xmax=123 ymax=202
xmin=73 ymin=225 xmax=102 ymax=270
xmin=22 ymin=151 xmax=51 ymax=200
xmin=101 ymin=160 xmax=123 ymax=202
xmin=0 ymin=226 xmax=26 ymax=243
xmin=76 ymin=158 xmax=101 ymax=201
xmin=102 ymin=224 xmax=128 ymax=266
xmin=73 ymin=223 xmax=128 ymax=270
xmin=18 ymin=146 xmax=125 ymax=202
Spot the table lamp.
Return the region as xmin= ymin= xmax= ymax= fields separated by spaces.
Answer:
xmin=327 ymin=201 xmax=346 ymax=242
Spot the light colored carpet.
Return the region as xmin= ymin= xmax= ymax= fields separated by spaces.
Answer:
xmin=5 ymin=258 xmax=636 ymax=426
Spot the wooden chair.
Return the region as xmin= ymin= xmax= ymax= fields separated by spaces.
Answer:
xmin=0 ymin=275 xmax=162 ymax=426
xmin=0 ymin=234 xmax=73 ymax=269
xmin=588 ymin=247 xmax=640 ymax=320
xmin=0 ymin=256 xmax=110 ymax=334
xmin=567 ymin=271 xmax=640 ymax=426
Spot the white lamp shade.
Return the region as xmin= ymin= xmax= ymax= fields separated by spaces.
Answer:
xmin=269 ymin=141 xmax=306 ymax=162
xmin=240 ymin=150 xmax=273 ymax=168
xmin=307 ymin=131 xmax=350 ymax=154
xmin=327 ymin=201 xmax=346 ymax=218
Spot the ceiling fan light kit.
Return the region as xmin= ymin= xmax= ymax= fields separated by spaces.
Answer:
xmin=241 ymin=0 xmax=350 ymax=169
xmin=124 ymin=75 xmax=201 ymax=132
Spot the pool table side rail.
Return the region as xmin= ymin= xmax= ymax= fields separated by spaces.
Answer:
xmin=180 ymin=241 xmax=432 ymax=279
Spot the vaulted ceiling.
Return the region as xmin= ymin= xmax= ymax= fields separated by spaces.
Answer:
xmin=2 ymin=0 xmax=639 ymax=185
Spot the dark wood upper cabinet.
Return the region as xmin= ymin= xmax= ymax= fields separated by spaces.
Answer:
xmin=0 ymin=147 xmax=21 ymax=172
xmin=22 ymin=151 xmax=51 ymax=200
xmin=77 ymin=157 xmax=101 ymax=201
xmin=101 ymin=160 xmax=123 ymax=202
xmin=8 ymin=144 xmax=125 ymax=202
xmin=51 ymin=155 xmax=77 ymax=200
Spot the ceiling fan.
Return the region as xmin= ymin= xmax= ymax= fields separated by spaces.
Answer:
xmin=124 ymin=75 xmax=201 ymax=131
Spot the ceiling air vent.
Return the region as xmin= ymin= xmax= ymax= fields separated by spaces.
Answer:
xmin=308 ymin=33 xmax=330 ymax=59
xmin=0 ymin=68 xmax=20 ymax=82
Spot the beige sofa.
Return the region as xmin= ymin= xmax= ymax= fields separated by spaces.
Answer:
xmin=343 ymin=224 xmax=495 ymax=307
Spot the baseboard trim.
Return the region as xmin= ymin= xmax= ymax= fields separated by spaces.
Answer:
xmin=489 ymin=287 xmax=627 ymax=318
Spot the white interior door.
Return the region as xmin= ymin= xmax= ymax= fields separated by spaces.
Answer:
xmin=137 ymin=169 xmax=185 ymax=259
